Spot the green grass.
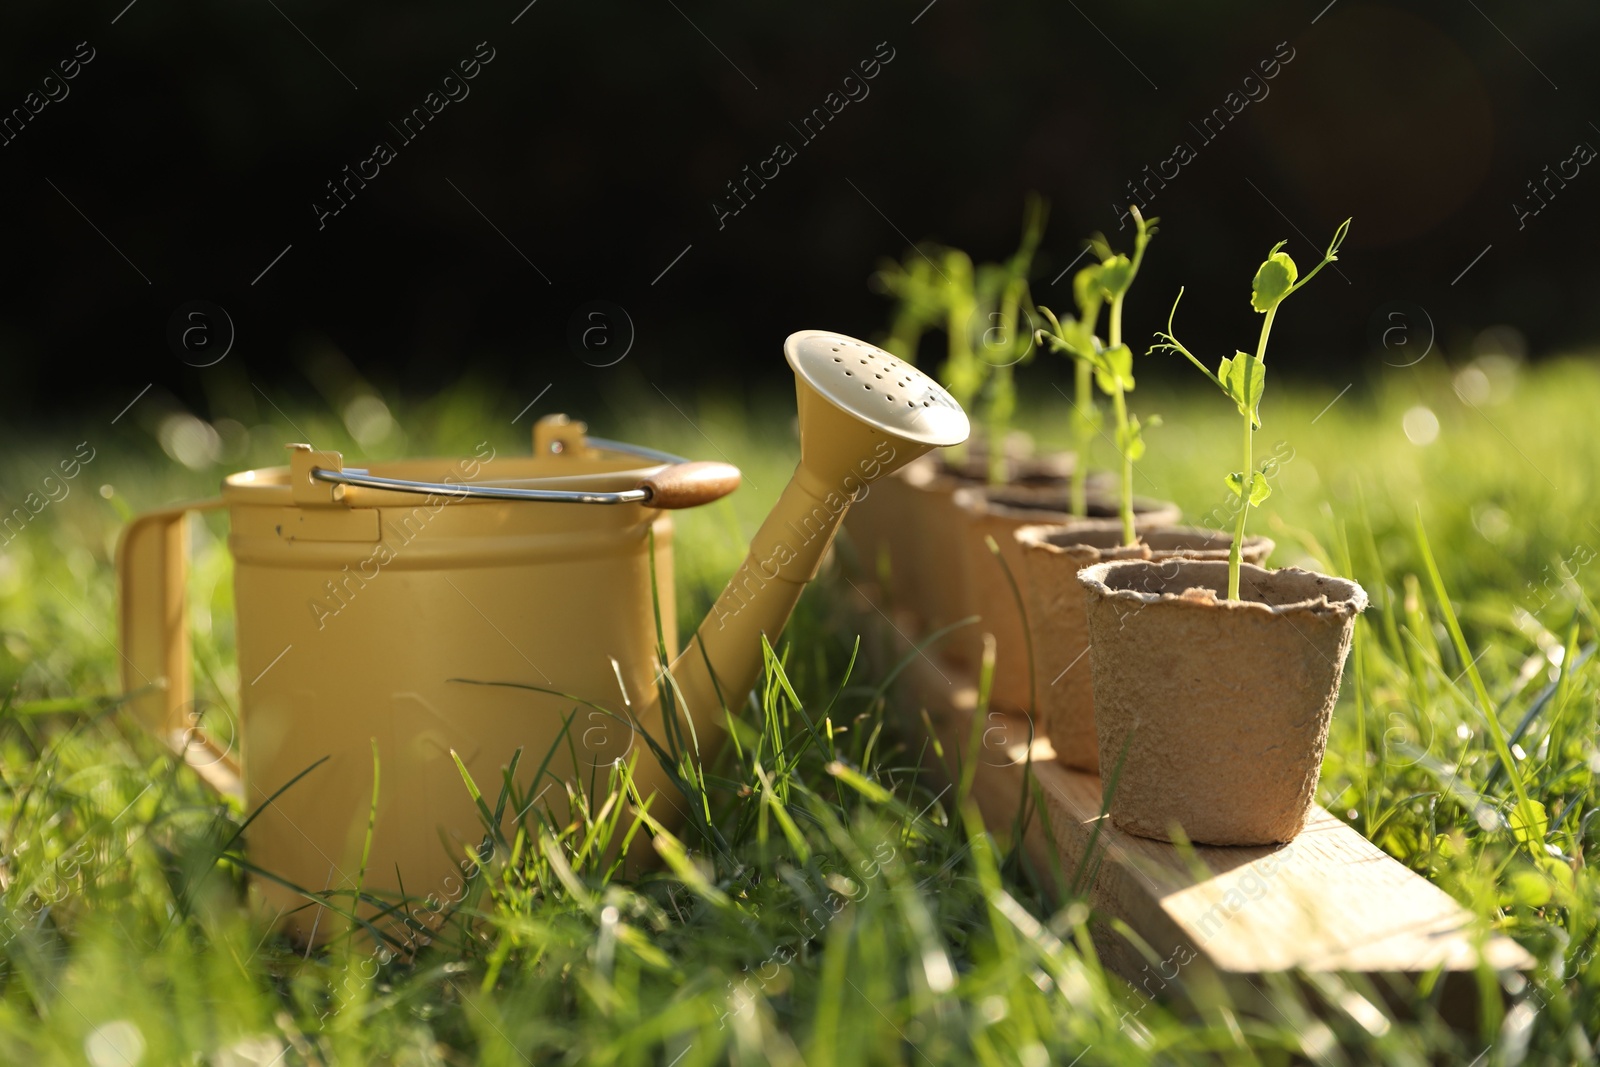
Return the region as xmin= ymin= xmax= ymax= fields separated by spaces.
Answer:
xmin=3 ymin=352 xmax=1599 ymax=1064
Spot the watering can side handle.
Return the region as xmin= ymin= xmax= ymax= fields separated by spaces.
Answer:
xmin=115 ymin=498 xmax=232 ymax=783
xmin=309 ymin=460 xmax=741 ymax=508
xmin=638 ymin=462 xmax=741 ymax=509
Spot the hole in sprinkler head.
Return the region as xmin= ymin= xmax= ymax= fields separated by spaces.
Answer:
xmin=845 ymin=370 xmax=852 ymax=376
xmin=865 ymin=385 xmax=872 ymax=390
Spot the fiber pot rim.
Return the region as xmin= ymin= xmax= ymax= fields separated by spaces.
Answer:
xmin=951 ymin=484 xmax=1177 ymax=524
xmin=1015 ymin=522 xmax=1274 ymax=564
xmin=936 ymin=449 xmax=1074 ymax=485
xmin=898 ymin=447 xmax=1078 ymax=490
xmin=1076 ymin=558 xmax=1368 ymax=619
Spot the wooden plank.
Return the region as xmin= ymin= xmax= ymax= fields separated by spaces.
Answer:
xmin=855 ymin=594 xmax=1534 ymax=987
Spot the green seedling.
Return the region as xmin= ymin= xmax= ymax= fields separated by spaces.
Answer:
xmin=939 ymin=246 xmax=982 ymax=466
xmin=1035 ymin=206 xmax=1159 ymax=543
xmin=1063 ymin=264 xmax=1103 ymax=519
xmin=870 ymin=249 xmax=946 ymax=362
xmin=971 ymin=194 xmax=1049 ymax=485
xmin=1151 ymin=217 xmax=1351 ymax=599
xmin=875 ymin=198 xmax=1050 ymax=480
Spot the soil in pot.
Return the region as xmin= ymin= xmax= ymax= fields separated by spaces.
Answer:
xmin=950 ymin=486 xmax=1182 ymax=687
xmin=1014 ymin=525 xmax=1274 ymax=773
xmin=1077 ymin=558 xmax=1367 ymax=846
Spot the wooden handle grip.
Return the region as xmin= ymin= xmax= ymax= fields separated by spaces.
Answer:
xmin=639 ymin=461 xmax=742 ymax=509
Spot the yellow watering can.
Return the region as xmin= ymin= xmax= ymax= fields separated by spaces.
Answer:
xmin=117 ymin=331 xmax=968 ymax=942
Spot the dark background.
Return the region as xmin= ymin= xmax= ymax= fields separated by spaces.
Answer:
xmin=1 ymin=0 xmax=1595 ymax=422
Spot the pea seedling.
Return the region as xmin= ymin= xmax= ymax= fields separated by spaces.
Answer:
xmin=1150 ymin=217 xmax=1351 ymax=599
xmin=871 ymin=249 xmax=946 ymax=362
xmin=939 ymin=247 xmax=983 ymax=467
xmin=1034 ymin=206 xmax=1159 ymax=544
xmin=972 ymin=195 xmax=1048 ymax=484
xmin=871 ymin=198 xmax=1047 ymax=482
xmin=1063 ymin=264 xmax=1103 ymax=520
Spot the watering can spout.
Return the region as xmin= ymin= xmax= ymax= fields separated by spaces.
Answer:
xmin=667 ymin=330 xmax=969 ymax=727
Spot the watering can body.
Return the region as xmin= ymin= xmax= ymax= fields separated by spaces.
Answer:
xmin=119 ymin=417 xmax=697 ymax=942
xmin=116 ymin=333 xmax=969 ymax=946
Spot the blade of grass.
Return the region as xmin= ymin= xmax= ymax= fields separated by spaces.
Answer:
xmin=1415 ymin=507 xmax=1544 ymax=853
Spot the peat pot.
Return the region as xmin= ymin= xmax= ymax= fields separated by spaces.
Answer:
xmin=952 ymin=487 xmax=1182 ymax=694
xmin=1077 ymin=559 xmax=1367 ymax=846
xmin=1013 ymin=525 xmax=1274 ymax=773
xmin=841 ymin=445 xmax=1074 ymax=646
xmin=115 ymin=330 xmax=970 ymax=943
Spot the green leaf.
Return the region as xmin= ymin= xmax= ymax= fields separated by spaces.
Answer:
xmin=1537 ymin=855 xmax=1575 ymax=897
xmin=1217 ymin=351 xmax=1266 ymax=427
xmin=1247 ymin=470 xmax=1272 ymax=506
xmin=1509 ymin=869 xmax=1552 ymax=908
xmin=1509 ymin=797 xmax=1548 ymax=850
xmin=1096 ymin=254 xmax=1134 ymax=298
xmin=1072 ymin=264 xmax=1102 ymax=317
xmin=1094 ymin=344 xmax=1135 ymax=394
xmin=1251 ymin=246 xmax=1298 ymax=312
xmin=1045 ymin=317 xmax=1100 ymax=367
xmin=1118 ymin=414 xmax=1152 ymax=462
xmin=1224 ymin=470 xmax=1272 ymax=507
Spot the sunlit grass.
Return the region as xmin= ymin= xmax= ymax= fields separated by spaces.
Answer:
xmin=2 ymin=352 xmax=1598 ymax=1064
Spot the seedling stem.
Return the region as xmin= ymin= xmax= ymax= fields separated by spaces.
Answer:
xmin=1152 ymin=217 xmax=1350 ymax=599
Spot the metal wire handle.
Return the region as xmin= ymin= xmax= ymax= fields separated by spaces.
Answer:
xmin=309 ymin=436 xmax=688 ymax=506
